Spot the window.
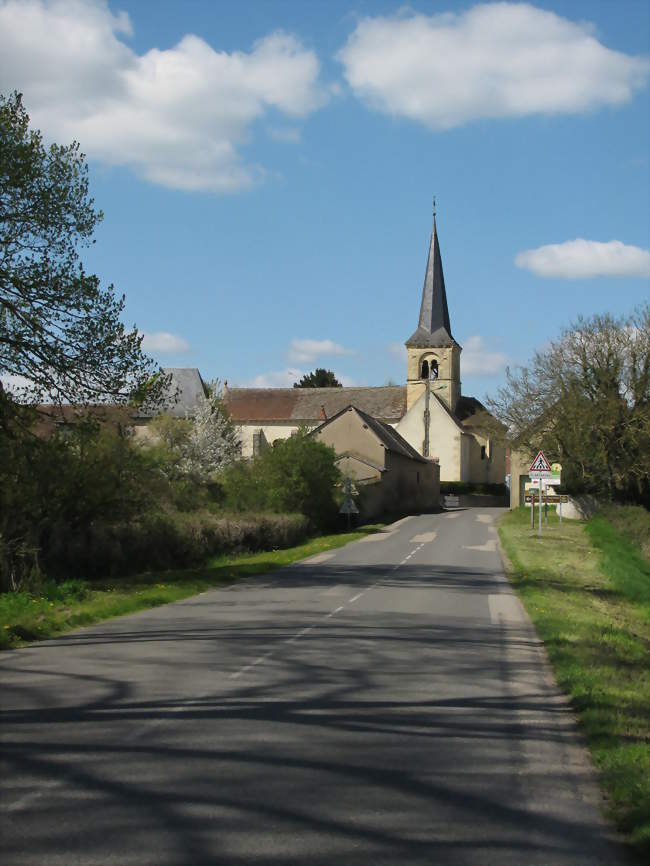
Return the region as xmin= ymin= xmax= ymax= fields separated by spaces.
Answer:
xmin=430 ymin=360 xmax=438 ymax=380
xmin=421 ymin=360 xmax=429 ymax=380
xmin=481 ymin=445 xmax=486 ymax=460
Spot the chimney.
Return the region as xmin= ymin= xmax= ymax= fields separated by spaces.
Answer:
xmin=319 ymin=404 xmax=327 ymax=421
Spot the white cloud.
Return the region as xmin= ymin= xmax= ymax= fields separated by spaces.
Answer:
xmin=387 ymin=342 xmax=407 ymax=361
xmin=0 ymin=0 xmax=325 ymax=192
xmin=515 ymin=239 xmax=650 ymax=279
xmin=338 ymin=4 xmax=650 ymax=129
xmin=288 ymin=338 xmax=351 ymax=363
xmin=0 ymin=373 xmax=34 ymax=394
xmin=268 ymin=125 xmax=302 ymax=143
xmin=250 ymin=368 xmax=303 ymax=387
xmin=461 ymin=336 xmax=509 ymax=376
xmin=141 ymin=331 xmax=190 ymax=354
xmin=248 ymin=367 xmax=359 ymax=387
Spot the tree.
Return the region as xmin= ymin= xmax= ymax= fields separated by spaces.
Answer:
xmin=293 ymin=368 xmax=342 ymax=388
xmin=159 ymin=381 xmax=241 ymax=478
xmin=487 ymin=306 xmax=650 ymax=504
xmin=0 ymin=92 xmax=161 ymax=407
xmin=179 ymin=383 xmax=241 ymax=477
xmin=220 ymin=428 xmax=341 ymax=528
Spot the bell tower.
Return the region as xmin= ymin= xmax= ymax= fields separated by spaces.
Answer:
xmin=405 ymin=206 xmax=461 ymax=413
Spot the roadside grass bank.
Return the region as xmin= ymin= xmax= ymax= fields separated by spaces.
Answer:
xmin=498 ymin=506 xmax=650 ymax=855
xmin=0 ymin=524 xmax=384 ymax=651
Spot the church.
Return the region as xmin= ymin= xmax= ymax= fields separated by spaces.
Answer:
xmin=220 ymin=214 xmax=505 ymax=485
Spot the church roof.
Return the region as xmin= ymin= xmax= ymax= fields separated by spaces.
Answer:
xmin=406 ymin=215 xmax=460 ymax=349
xmin=224 ymin=386 xmax=407 ymax=423
xmin=314 ymin=404 xmax=428 ymax=463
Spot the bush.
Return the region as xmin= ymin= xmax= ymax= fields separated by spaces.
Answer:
xmin=220 ymin=431 xmax=341 ymax=530
xmin=440 ymin=481 xmax=508 ymax=496
xmin=41 ymin=511 xmax=310 ymax=580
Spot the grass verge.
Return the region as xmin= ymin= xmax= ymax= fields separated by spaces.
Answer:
xmin=498 ymin=506 xmax=650 ymax=855
xmin=0 ymin=524 xmax=385 ymax=651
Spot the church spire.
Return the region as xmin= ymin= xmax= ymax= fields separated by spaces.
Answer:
xmin=406 ymin=205 xmax=457 ymax=348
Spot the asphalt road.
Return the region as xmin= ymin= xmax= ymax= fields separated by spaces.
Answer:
xmin=0 ymin=508 xmax=630 ymax=865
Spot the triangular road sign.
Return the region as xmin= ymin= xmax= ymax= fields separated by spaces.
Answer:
xmin=529 ymin=451 xmax=552 ymax=473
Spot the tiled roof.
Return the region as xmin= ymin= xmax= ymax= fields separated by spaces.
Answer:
xmin=352 ymin=406 xmax=428 ymax=462
xmin=224 ymin=386 xmax=407 ymax=422
xmin=311 ymin=404 xmax=429 ymax=464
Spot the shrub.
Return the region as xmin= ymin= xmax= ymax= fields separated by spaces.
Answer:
xmin=40 ymin=511 xmax=310 ymax=581
xmin=220 ymin=431 xmax=341 ymax=530
xmin=440 ymin=481 xmax=508 ymax=496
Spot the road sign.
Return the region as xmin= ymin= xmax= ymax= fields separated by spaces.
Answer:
xmin=525 ymin=493 xmax=568 ymax=504
xmin=529 ymin=451 xmax=552 ymax=474
xmin=339 ymin=498 xmax=359 ymax=515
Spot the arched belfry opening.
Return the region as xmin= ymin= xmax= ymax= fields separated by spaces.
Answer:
xmin=420 ymin=360 xmax=429 ymax=380
xmin=430 ymin=359 xmax=438 ymax=380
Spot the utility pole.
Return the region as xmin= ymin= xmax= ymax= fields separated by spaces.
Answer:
xmin=423 ymin=375 xmax=430 ymax=457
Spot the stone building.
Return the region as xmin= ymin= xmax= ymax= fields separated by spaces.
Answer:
xmin=312 ymin=405 xmax=440 ymax=519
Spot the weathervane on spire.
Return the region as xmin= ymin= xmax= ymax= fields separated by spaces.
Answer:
xmin=433 ymin=195 xmax=436 ymax=219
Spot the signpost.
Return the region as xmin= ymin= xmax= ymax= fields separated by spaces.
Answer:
xmin=529 ymin=451 xmax=552 ymax=536
xmin=339 ymin=477 xmax=359 ymax=530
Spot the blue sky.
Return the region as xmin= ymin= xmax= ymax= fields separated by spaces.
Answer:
xmin=1 ymin=0 xmax=649 ymax=401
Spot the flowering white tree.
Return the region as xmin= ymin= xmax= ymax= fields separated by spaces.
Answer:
xmin=179 ymin=381 xmax=241 ymax=477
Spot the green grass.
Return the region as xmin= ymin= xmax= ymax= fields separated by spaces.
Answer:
xmin=0 ymin=524 xmax=385 ymax=650
xmin=498 ymin=506 xmax=650 ymax=855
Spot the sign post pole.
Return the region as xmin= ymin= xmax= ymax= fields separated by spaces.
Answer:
xmin=544 ymin=483 xmax=549 ymax=525
xmin=531 ymin=485 xmax=534 ymax=527
xmin=528 ymin=451 xmax=552 ymax=537
xmin=559 ymin=496 xmax=562 ymax=525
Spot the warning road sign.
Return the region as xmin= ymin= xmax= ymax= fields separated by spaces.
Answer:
xmin=529 ymin=450 xmax=552 ymax=474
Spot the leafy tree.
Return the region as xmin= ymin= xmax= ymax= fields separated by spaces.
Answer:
xmin=293 ymin=368 xmax=342 ymax=388
xmin=488 ymin=306 xmax=650 ymax=504
xmin=0 ymin=91 xmax=160 ymax=407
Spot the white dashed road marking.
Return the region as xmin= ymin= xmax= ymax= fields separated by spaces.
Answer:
xmin=230 ymin=539 xmax=428 ymax=679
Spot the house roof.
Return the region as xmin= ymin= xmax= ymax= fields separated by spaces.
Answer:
xmin=224 ymin=386 xmax=407 ymax=422
xmin=139 ymin=367 xmax=207 ymax=418
xmin=352 ymin=405 xmax=428 ymax=462
xmin=312 ymin=404 xmax=430 ymax=464
xmin=406 ymin=215 xmax=460 ymax=349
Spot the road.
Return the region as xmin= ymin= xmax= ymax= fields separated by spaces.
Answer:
xmin=0 ymin=508 xmax=629 ymax=865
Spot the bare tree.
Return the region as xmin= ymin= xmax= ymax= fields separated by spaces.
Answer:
xmin=487 ymin=305 xmax=650 ymax=502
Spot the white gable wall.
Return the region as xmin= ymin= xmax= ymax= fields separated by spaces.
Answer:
xmin=394 ymin=392 xmax=465 ymax=481
xmin=239 ymin=422 xmax=302 ymax=457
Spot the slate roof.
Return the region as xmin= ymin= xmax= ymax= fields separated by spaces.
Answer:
xmin=455 ymin=395 xmax=488 ymax=422
xmin=224 ymin=386 xmax=407 ymax=423
xmin=138 ymin=367 xmax=208 ymax=418
xmin=406 ymin=216 xmax=460 ymax=349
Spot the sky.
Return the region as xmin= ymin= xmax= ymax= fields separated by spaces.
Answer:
xmin=1 ymin=0 xmax=649 ymax=402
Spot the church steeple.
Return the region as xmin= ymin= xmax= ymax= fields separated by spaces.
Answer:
xmin=406 ymin=210 xmax=457 ymax=348
xmin=405 ymin=206 xmax=462 ymax=414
